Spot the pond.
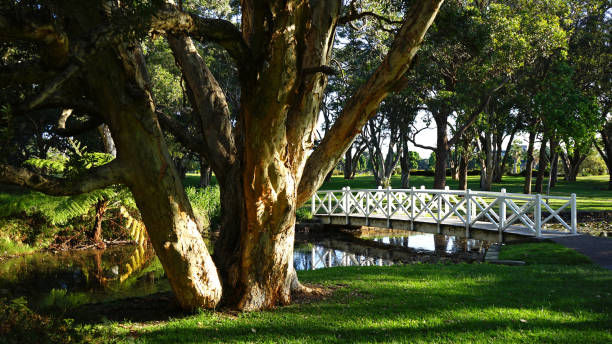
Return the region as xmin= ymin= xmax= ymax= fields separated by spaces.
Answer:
xmin=0 ymin=230 xmax=487 ymax=316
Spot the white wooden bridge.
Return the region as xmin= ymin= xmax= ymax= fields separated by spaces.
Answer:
xmin=311 ymin=186 xmax=578 ymax=243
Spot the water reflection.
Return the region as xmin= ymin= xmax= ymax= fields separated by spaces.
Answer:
xmin=294 ymin=232 xmax=486 ymax=270
xmin=0 ymin=230 xmax=486 ymax=312
xmin=0 ymin=245 xmax=169 ymax=312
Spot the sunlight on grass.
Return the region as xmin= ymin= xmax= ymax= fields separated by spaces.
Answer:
xmin=89 ymin=243 xmax=612 ymax=343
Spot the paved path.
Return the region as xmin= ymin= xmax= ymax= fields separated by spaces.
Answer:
xmin=550 ymin=234 xmax=612 ymax=270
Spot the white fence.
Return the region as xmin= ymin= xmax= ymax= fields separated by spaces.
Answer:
xmin=311 ymin=186 xmax=577 ymax=239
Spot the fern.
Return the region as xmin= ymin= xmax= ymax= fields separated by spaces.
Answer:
xmin=0 ymin=187 xmax=131 ymax=225
xmin=24 ymin=158 xmax=67 ymax=174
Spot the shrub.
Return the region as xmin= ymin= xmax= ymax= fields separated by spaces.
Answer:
xmin=185 ymin=186 xmax=221 ymax=230
xmin=0 ymin=297 xmax=81 ymax=344
xmin=296 ymin=207 xmax=312 ymax=222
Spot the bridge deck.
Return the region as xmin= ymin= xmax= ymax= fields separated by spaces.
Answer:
xmin=314 ymin=214 xmax=577 ymax=243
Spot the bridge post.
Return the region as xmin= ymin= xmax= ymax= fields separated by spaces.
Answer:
xmin=535 ymin=194 xmax=542 ymax=237
xmin=327 ymin=190 xmax=332 ymax=218
xmin=410 ymin=187 xmax=416 ymax=230
xmin=386 ymin=186 xmax=392 ymax=228
xmin=444 ymin=186 xmax=449 ymax=215
xmin=365 ymin=191 xmax=370 ymax=226
xmin=311 ymin=192 xmax=315 ymax=215
xmin=344 ymin=187 xmax=350 ymax=225
xmin=465 ymin=189 xmax=471 ymax=239
xmin=499 ymin=188 xmax=506 ymax=242
xmin=437 ymin=191 xmax=442 ymax=234
xmin=571 ymin=193 xmax=577 ymax=234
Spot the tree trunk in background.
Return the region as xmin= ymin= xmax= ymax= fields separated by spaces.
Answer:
xmin=350 ymin=145 xmax=366 ymax=179
xmin=535 ymin=135 xmax=548 ymax=193
xmin=449 ymin=151 xmax=459 ymax=181
xmin=344 ymin=148 xmax=353 ymax=179
xmin=492 ymin=133 xmax=503 ymax=182
xmin=98 ymin=124 xmax=117 ymax=157
xmin=497 ymin=130 xmax=515 ymax=182
xmin=400 ymin=138 xmax=411 ymax=188
xmin=560 ymin=149 xmax=587 ymax=182
xmin=458 ymin=139 xmax=470 ymax=190
xmin=433 ymin=114 xmax=449 ymax=189
xmin=596 ymin=123 xmax=612 ymax=190
xmin=560 ymin=151 xmax=571 ymax=181
xmin=92 ymin=198 xmax=108 ymax=249
xmin=199 ymin=156 xmax=212 ymax=187
xmin=550 ymin=138 xmax=559 ymax=187
xmin=523 ymin=130 xmax=536 ymax=194
xmin=479 ymin=132 xmax=494 ymax=191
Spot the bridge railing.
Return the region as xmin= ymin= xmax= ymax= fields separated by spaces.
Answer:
xmin=311 ymin=186 xmax=577 ymax=239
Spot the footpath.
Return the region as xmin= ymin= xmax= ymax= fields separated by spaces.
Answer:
xmin=551 ymin=235 xmax=612 ymax=270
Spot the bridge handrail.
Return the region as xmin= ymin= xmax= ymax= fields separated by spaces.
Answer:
xmin=311 ymin=186 xmax=577 ymax=239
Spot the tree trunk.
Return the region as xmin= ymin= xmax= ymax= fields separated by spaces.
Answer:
xmin=560 ymin=150 xmax=571 ymax=181
xmin=400 ymin=139 xmax=411 ymax=188
xmin=523 ymin=130 xmax=536 ymax=194
xmin=93 ymin=43 xmax=222 ymax=310
xmin=91 ymin=198 xmax=108 ymax=249
xmin=344 ymin=148 xmax=353 ymax=179
xmin=492 ymin=133 xmax=503 ymax=182
xmin=596 ymin=123 xmax=612 ymax=190
xmin=1 ymin=0 xmax=444 ymax=313
xmin=458 ymin=139 xmax=470 ymax=190
xmin=550 ymin=137 xmax=559 ymax=188
xmin=433 ymin=115 xmax=449 ymax=189
xmin=497 ymin=130 xmax=516 ymax=182
xmin=98 ymin=124 xmax=117 ymax=157
xmin=479 ymin=132 xmax=493 ymax=191
xmin=199 ymin=156 xmax=212 ymax=187
xmin=110 ymin=106 xmax=222 ymax=310
xmin=535 ymin=135 xmax=548 ymax=193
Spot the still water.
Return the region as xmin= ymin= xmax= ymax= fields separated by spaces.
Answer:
xmin=0 ymin=231 xmax=486 ymax=313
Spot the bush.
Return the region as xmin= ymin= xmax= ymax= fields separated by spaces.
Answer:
xmin=0 ymin=297 xmax=82 ymax=344
xmin=296 ymin=207 xmax=312 ymax=222
xmin=409 ymin=169 xmax=481 ymax=176
xmin=185 ymin=186 xmax=221 ymax=230
xmin=580 ymin=150 xmax=607 ymax=176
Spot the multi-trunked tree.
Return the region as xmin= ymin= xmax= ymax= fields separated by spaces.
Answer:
xmin=0 ymin=0 xmax=443 ymax=310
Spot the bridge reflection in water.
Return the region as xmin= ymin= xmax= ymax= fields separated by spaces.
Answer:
xmin=293 ymin=231 xmax=487 ymax=271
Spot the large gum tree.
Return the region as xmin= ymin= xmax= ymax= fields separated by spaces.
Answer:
xmin=0 ymin=0 xmax=443 ymax=310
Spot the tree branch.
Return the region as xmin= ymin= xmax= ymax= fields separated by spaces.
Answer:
xmin=297 ymin=0 xmax=444 ymax=205
xmin=156 ymin=110 xmax=208 ymax=158
xmin=303 ymin=65 xmax=339 ymax=76
xmin=0 ymin=160 xmax=126 ymax=196
xmin=407 ymin=137 xmax=436 ymax=151
xmin=339 ymin=11 xmax=404 ymax=26
xmin=55 ymin=109 xmax=104 ymax=137
xmin=150 ymin=7 xmax=251 ymax=68
xmin=0 ymin=60 xmax=55 ymax=86
xmin=447 ymin=81 xmax=507 ymax=147
xmin=166 ymin=35 xmax=237 ymax=177
xmin=18 ymin=63 xmax=81 ymax=112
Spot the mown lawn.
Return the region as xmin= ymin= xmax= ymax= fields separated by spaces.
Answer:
xmin=89 ymin=242 xmax=612 ymax=343
xmin=184 ymin=173 xmax=612 ymax=211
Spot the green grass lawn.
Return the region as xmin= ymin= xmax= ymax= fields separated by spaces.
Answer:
xmin=88 ymin=242 xmax=612 ymax=343
xmin=184 ymin=173 xmax=611 ymax=211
